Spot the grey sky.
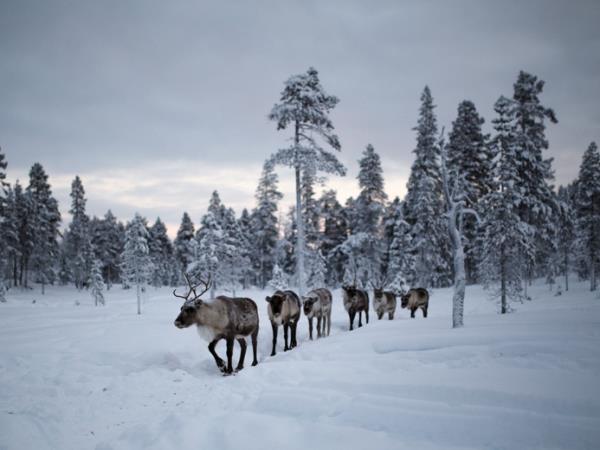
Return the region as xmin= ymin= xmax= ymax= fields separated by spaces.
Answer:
xmin=1 ymin=0 xmax=599 ymax=236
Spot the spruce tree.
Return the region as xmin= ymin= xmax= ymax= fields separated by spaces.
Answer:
xmin=251 ymin=161 xmax=283 ymax=288
xmin=446 ymin=100 xmax=492 ymax=283
xmin=355 ymin=144 xmax=387 ymax=235
xmin=404 ymin=86 xmax=450 ymax=288
xmin=66 ymin=176 xmax=93 ymax=288
xmin=557 ymin=185 xmax=576 ymax=291
xmin=574 ymin=142 xmax=600 ymax=291
xmin=269 ymin=67 xmax=346 ymax=294
xmin=480 ymin=96 xmax=532 ymax=313
xmin=319 ymin=190 xmax=347 ymax=286
xmin=148 ymin=217 xmax=174 ymax=287
xmin=90 ymin=258 xmax=106 ymax=306
xmin=121 ymin=213 xmax=153 ymax=314
xmin=173 ymin=212 xmax=195 ymax=275
xmin=512 ymin=71 xmax=558 ymax=282
xmin=27 ymin=163 xmax=61 ymax=294
xmin=91 ymin=210 xmax=124 ymax=287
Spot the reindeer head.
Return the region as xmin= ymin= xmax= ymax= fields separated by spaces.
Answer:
xmin=342 ymin=285 xmax=357 ymax=297
xmin=265 ymin=291 xmax=286 ymax=317
xmin=173 ymin=274 xmax=211 ymax=329
xmin=302 ymin=294 xmax=318 ymax=315
xmin=400 ymin=292 xmax=410 ymax=309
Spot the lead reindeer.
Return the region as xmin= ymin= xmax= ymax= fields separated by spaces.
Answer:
xmin=173 ymin=274 xmax=259 ymax=375
xmin=401 ymin=287 xmax=430 ymax=318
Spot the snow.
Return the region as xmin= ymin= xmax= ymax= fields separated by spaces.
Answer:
xmin=1 ymin=281 xmax=600 ymax=449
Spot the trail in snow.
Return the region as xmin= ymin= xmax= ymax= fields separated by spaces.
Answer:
xmin=1 ymin=281 xmax=599 ymax=449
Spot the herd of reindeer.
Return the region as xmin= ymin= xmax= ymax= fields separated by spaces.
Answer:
xmin=173 ymin=274 xmax=430 ymax=375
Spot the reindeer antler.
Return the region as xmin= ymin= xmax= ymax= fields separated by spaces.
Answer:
xmin=173 ymin=272 xmax=212 ymax=303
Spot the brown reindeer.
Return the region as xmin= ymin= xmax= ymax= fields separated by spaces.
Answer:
xmin=401 ymin=288 xmax=429 ymax=318
xmin=266 ymin=290 xmax=301 ymax=356
xmin=302 ymin=288 xmax=333 ymax=339
xmin=173 ymin=274 xmax=259 ymax=375
xmin=372 ymin=288 xmax=397 ymax=320
xmin=342 ymin=285 xmax=369 ymax=330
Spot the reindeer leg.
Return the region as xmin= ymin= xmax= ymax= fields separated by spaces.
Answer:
xmin=225 ymin=338 xmax=234 ymax=374
xmin=251 ymin=328 xmax=258 ymax=366
xmin=208 ymin=339 xmax=226 ymax=373
xmin=308 ymin=317 xmax=314 ymax=340
xmin=316 ymin=316 xmax=322 ymax=338
xmin=236 ymin=338 xmax=247 ymax=371
xmin=270 ymin=322 xmax=278 ymax=357
xmin=411 ymin=308 xmax=416 ymax=319
xmin=283 ymin=323 xmax=289 ymax=351
xmin=327 ymin=311 xmax=331 ymax=336
xmin=389 ymin=311 xmax=394 ymax=320
xmin=365 ymin=308 xmax=369 ymax=324
xmin=291 ymin=321 xmax=298 ymax=348
xmin=423 ymin=306 xmax=428 ymax=318
xmin=358 ymin=310 xmax=363 ymax=328
xmin=349 ymin=310 xmax=355 ymax=331
xmin=378 ymin=311 xmax=383 ymax=320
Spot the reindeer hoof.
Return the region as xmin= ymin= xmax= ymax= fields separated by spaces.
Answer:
xmin=251 ymin=361 xmax=258 ymax=367
xmin=270 ymin=352 xmax=276 ymax=357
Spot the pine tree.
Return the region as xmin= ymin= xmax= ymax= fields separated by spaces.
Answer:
xmin=512 ymin=71 xmax=558 ymax=283
xmin=385 ymin=199 xmax=415 ymax=286
xmin=90 ymin=258 xmax=106 ymax=306
xmin=121 ymin=213 xmax=153 ymax=314
xmin=307 ymin=249 xmax=327 ymax=289
xmin=268 ymin=263 xmax=288 ymax=291
xmin=557 ymin=185 xmax=576 ymax=291
xmin=91 ymin=210 xmax=124 ymax=287
xmin=404 ymin=86 xmax=450 ymax=288
xmin=251 ymin=161 xmax=283 ymax=288
xmin=269 ymin=67 xmax=346 ymax=295
xmin=148 ymin=217 xmax=174 ymax=287
xmin=574 ymin=142 xmax=600 ymax=291
xmin=480 ymin=96 xmax=532 ymax=313
xmin=173 ymin=212 xmax=195 ymax=276
xmin=0 ymin=147 xmax=8 ymax=287
xmin=355 ymin=144 xmax=387 ymax=234
xmin=27 ymin=163 xmax=61 ymax=294
xmin=319 ymin=190 xmax=347 ymax=286
xmin=219 ymin=207 xmax=248 ymax=296
xmin=301 ymin=167 xmax=321 ymax=248
xmin=12 ymin=181 xmax=33 ymax=287
xmin=65 ymin=176 xmax=93 ymax=288
xmin=1 ymin=185 xmax=20 ymax=287
xmin=446 ymin=100 xmax=492 ymax=283
xmin=237 ymin=208 xmax=254 ymax=289
xmin=193 ymin=211 xmax=223 ymax=297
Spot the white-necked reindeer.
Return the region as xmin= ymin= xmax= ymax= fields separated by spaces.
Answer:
xmin=173 ymin=274 xmax=259 ymax=375
xmin=371 ymin=275 xmax=397 ymax=320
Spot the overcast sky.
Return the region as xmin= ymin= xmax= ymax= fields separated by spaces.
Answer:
xmin=1 ymin=0 xmax=599 ymax=237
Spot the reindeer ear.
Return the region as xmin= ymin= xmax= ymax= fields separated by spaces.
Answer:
xmin=265 ymin=296 xmax=271 ymax=303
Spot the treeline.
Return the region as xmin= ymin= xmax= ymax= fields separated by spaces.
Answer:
xmin=0 ymin=69 xmax=598 ymax=311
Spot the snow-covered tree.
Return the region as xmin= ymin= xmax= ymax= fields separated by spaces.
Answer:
xmin=65 ymin=176 xmax=94 ymax=288
xmin=385 ymin=199 xmax=415 ymax=286
xmin=574 ymin=141 xmax=600 ymax=291
xmin=440 ymin=132 xmax=480 ymax=328
xmin=335 ymin=232 xmax=383 ymax=289
xmin=319 ymin=190 xmax=347 ymax=286
xmin=306 ymin=249 xmax=327 ymax=289
xmin=512 ymin=71 xmax=558 ymax=282
xmin=90 ymin=210 xmax=124 ymax=287
xmin=354 ymin=144 xmax=387 ymax=235
xmin=557 ymin=185 xmax=576 ymax=291
xmin=218 ymin=207 xmax=249 ymax=296
xmin=251 ymin=161 xmax=283 ymax=288
xmin=404 ymin=86 xmax=450 ymax=288
xmin=237 ymin=208 xmax=254 ymax=288
xmin=268 ymin=67 xmax=346 ymax=295
xmin=27 ymin=163 xmax=61 ymax=294
xmin=268 ymin=263 xmax=287 ymax=291
xmin=173 ymin=212 xmax=195 ymax=277
xmin=446 ymin=100 xmax=492 ymax=283
xmin=480 ymin=96 xmax=533 ymax=313
xmin=121 ymin=213 xmax=153 ymax=314
xmin=148 ymin=217 xmax=174 ymax=287
xmin=194 ymin=211 xmax=223 ymax=298
xmin=90 ymin=258 xmax=106 ymax=306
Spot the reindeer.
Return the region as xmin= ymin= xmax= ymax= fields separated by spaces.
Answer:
xmin=341 ymin=285 xmax=369 ymax=330
xmin=173 ymin=274 xmax=259 ymax=375
xmin=371 ymin=280 xmax=397 ymax=320
xmin=302 ymin=288 xmax=333 ymax=339
xmin=401 ymin=288 xmax=429 ymax=318
xmin=265 ymin=290 xmax=301 ymax=356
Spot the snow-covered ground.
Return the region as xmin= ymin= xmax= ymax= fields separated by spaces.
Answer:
xmin=1 ymin=280 xmax=599 ymax=450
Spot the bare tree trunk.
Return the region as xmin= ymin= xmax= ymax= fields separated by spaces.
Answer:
xmin=295 ymin=165 xmax=305 ymax=295
xmin=500 ymin=242 xmax=507 ymax=314
xmin=564 ymin=247 xmax=569 ymax=292
xmin=136 ymin=282 xmax=141 ymax=315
